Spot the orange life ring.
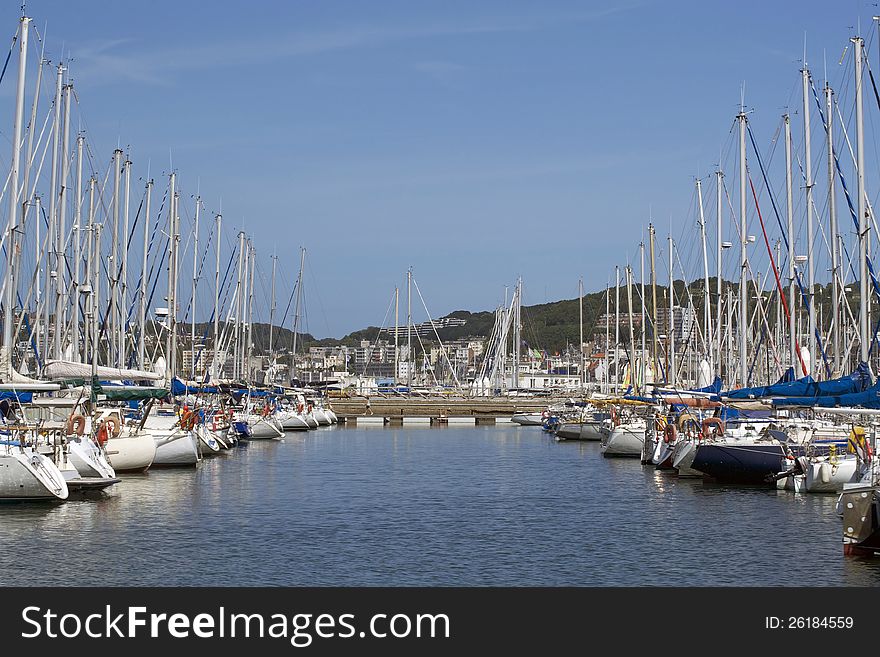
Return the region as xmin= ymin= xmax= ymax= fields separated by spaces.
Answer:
xmin=180 ymin=409 xmax=197 ymax=431
xmin=65 ymin=414 xmax=87 ymax=437
xmin=701 ymin=417 xmax=725 ymax=438
xmin=663 ymin=423 xmax=677 ymax=443
xmin=102 ymin=415 xmax=122 ymax=438
xmin=96 ymin=421 xmax=109 ymax=446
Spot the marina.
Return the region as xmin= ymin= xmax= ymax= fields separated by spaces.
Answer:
xmin=3 ymin=423 xmax=878 ymax=587
xmin=1 ymin=2 xmax=880 ymax=597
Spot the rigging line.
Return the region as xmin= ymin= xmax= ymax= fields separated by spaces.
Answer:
xmin=412 ymin=275 xmax=462 ymax=391
xmin=748 ymin=174 xmax=809 ymax=377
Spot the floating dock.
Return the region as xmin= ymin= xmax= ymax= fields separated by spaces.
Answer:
xmin=329 ymin=396 xmax=563 ymax=426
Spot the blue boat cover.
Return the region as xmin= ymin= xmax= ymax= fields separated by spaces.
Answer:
xmin=723 ymin=362 xmax=872 ymax=399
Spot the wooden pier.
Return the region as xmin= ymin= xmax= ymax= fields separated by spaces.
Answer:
xmin=328 ymin=396 xmax=565 ymax=426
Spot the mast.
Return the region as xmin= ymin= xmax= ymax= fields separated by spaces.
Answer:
xmin=855 ymin=35 xmax=869 ymax=365
xmin=697 ymin=178 xmax=712 ymax=372
xmin=649 ymin=225 xmax=658 ymax=380
xmin=614 ymin=265 xmax=620 ymax=392
xmin=604 ymin=281 xmax=610 ymax=393
xmin=138 ymin=179 xmax=152 ymax=370
xmin=43 ymin=63 xmax=62 ymax=364
xmin=212 ymin=214 xmax=221 ymax=379
xmin=85 ymin=179 xmax=95 ymax=363
xmin=802 ymin=65 xmax=816 ymax=374
xmin=826 ymin=83 xmax=840 ymax=373
xmin=291 ymin=247 xmax=305 ymax=381
xmin=639 ymin=243 xmax=645 ymax=386
xmin=668 ymin=235 xmax=675 ymax=386
xmin=737 ymin=109 xmax=748 ymax=386
xmin=580 ymin=277 xmax=585 ymax=389
xmin=54 ymin=81 xmax=71 ymax=361
xmin=784 ymin=114 xmax=797 ymax=372
xmin=70 ymin=134 xmax=84 ymax=359
xmin=165 ymin=173 xmax=177 ymax=382
xmin=246 ymin=242 xmax=255 ymax=382
xmin=119 ymin=155 xmax=131 ymax=366
xmin=625 ymin=266 xmax=637 ymax=395
xmin=715 ymin=169 xmax=724 ymax=374
xmin=394 ymin=286 xmax=399 ymax=384
xmin=109 ymin=148 xmax=122 ymax=366
xmin=3 ymin=16 xmax=28 ymax=371
xmin=191 ymin=193 xmax=200 ymax=380
xmin=269 ymin=253 xmax=277 ymax=360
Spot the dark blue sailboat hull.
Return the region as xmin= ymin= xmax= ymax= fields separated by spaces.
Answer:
xmin=691 ymin=443 xmax=786 ymax=485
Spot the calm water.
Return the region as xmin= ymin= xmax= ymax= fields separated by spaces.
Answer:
xmin=2 ymin=424 xmax=879 ymax=586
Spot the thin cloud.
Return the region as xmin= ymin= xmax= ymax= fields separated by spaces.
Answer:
xmin=67 ymin=5 xmax=642 ymax=87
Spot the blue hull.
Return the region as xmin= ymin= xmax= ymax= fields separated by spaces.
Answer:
xmin=691 ymin=443 xmax=786 ymax=485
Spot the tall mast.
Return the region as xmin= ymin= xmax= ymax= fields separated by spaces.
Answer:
xmin=737 ymin=109 xmax=748 ymax=386
xmin=165 ymin=173 xmax=177 ymax=382
xmin=394 ymin=286 xmax=399 ymax=384
xmin=54 ymin=81 xmax=71 ymax=361
xmin=580 ymin=276 xmax=585 ymax=389
xmin=668 ymin=235 xmax=675 ymax=386
xmin=855 ymin=35 xmax=869 ymax=365
xmin=69 ymin=134 xmax=84 ymax=359
xmin=715 ymin=169 xmax=724 ymax=373
xmin=784 ymin=113 xmax=797 ymax=372
xmin=649 ymin=224 xmax=658 ymax=380
xmin=239 ymin=241 xmax=250 ymax=378
xmin=269 ymin=253 xmax=277 ymax=363
xmin=3 ymin=16 xmax=28 ymax=371
xmin=43 ymin=63 xmax=62 ymax=364
xmin=246 ymin=242 xmax=255 ymax=382
xmin=291 ymin=247 xmax=305 ymax=381
xmin=212 ymin=213 xmax=221 ymax=379
xmin=639 ymin=243 xmax=645 ymax=386
xmin=190 ymin=194 xmax=200 ymax=381
xmin=614 ymin=265 xmax=620 ymax=392
xmin=625 ymin=266 xmax=637 ymax=395
xmin=407 ymin=267 xmax=412 ymax=388
xmin=138 ymin=179 xmax=152 ymax=370
xmin=604 ymin=281 xmax=610 ymax=393
xmin=233 ymin=230 xmax=245 ymax=380
xmin=826 ymin=83 xmax=840 ymax=373
xmin=697 ymin=178 xmax=712 ymax=372
xmin=85 ymin=179 xmax=95 ymax=364
xmin=802 ymin=65 xmax=816 ymax=374
xmin=109 ymin=148 xmax=122 ymax=366
xmin=119 ymin=155 xmax=131 ymax=366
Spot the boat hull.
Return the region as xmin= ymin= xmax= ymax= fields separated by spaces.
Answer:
xmin=104 ymin=433 xmax=157 ymax=473
xmin=0 ymin=450 xmax=69 ymax=500
xmin=691 ymin=442 xmax=785 ymax=485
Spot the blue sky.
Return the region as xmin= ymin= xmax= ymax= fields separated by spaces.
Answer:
xmin=5 ymin=0 xmax=879 ymax=338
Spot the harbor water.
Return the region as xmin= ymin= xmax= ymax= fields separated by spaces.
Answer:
xmin=2 ymin=424 xmax=879 ymax=586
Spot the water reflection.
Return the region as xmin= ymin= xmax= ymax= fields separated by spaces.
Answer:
xmin=0 ymin=425 xmax=873 ymax=586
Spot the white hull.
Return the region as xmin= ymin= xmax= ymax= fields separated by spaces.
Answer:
xmin=277 ymin=410 xmax=309 ymax=431
xmin=0 ymin=449 xmax=69 ymax=500
xmin=151 ymin=430 xmax=200 ymax=466
xmin=601 ymin=423 xmax=645 ymax=457
xmin=104 ymin=433 xmax=157 ymax=473
xmin=312 ymin=408 xmax=332 ymax=426
xmin=67 ymin=438 xmax=116 ymax=479
xmin=196 ymin=425 xmax=222 ymax=456
xmin=511 ymin=413 xmax=544 ymax=426
xmin=803 ymin=457 xmax=860 ymax=493
xmin=246 ymin=415 xmax=284 ymax=439
xmin=671 ymin=439 xmax=701 ymax=477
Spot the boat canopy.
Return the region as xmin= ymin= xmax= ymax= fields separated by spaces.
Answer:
xmin=43 ymin=360 xmax=161 ymax=382
xmin=723 ymin=362 xmax=872 ymax=399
